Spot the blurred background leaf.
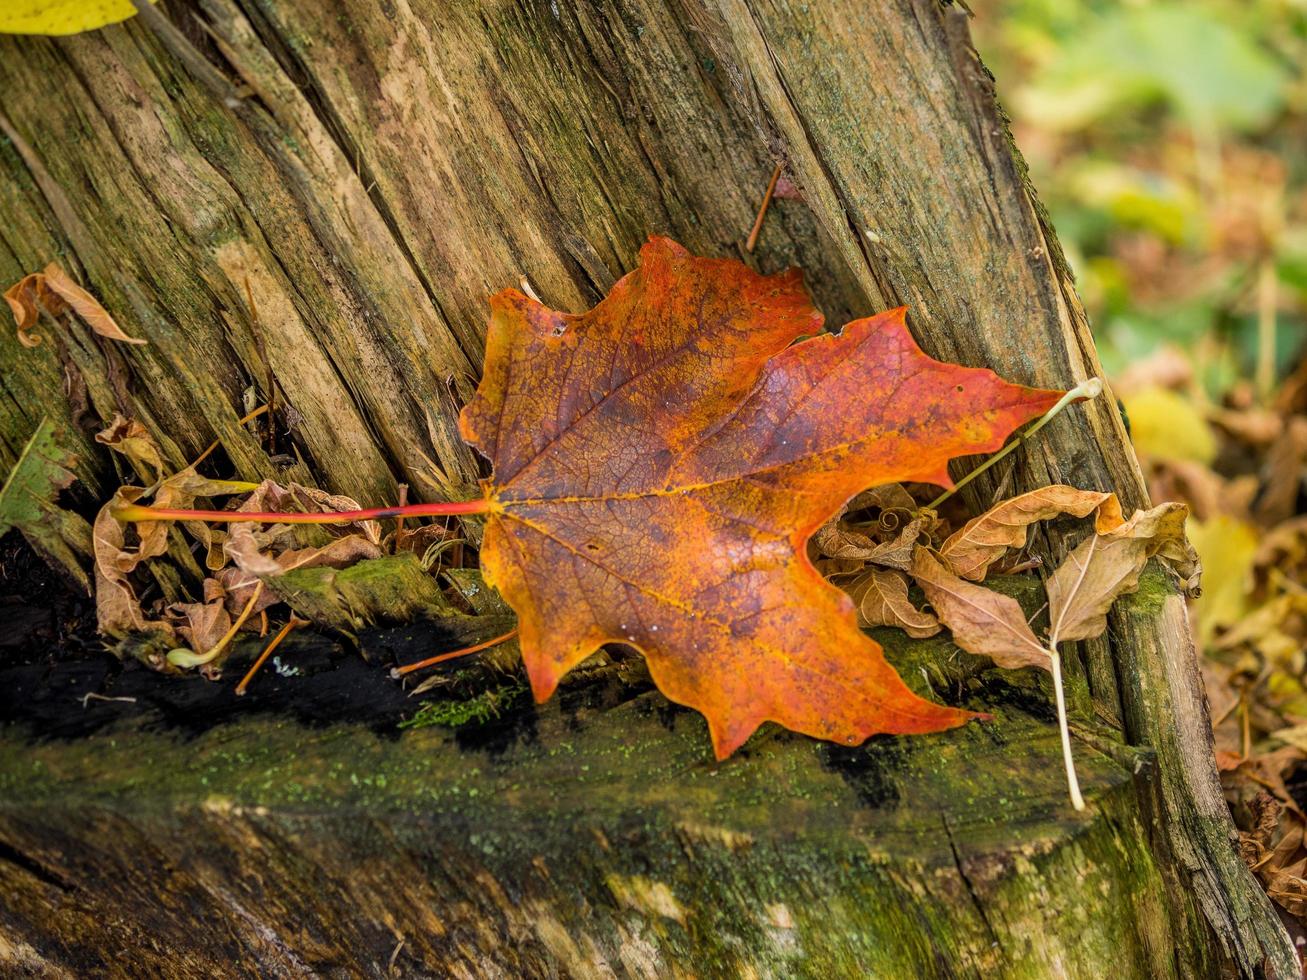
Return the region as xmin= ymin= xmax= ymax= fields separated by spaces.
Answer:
xmin=975 ymin=0 xmax=1306 ymax=388
xmin=976 ymin=0 xmax=1307 ymax=930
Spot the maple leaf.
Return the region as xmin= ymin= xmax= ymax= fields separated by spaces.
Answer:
xmin=458 ymin=237 xmax=1063 ymax=758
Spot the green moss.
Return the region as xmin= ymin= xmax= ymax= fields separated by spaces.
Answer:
xmin=271 ymin=554 xmax=455 ymax=632
xmin=1125 ymin=563 xmax=1179 ymax=615
xmin=400 ymin=680 xmax=528 ymax=730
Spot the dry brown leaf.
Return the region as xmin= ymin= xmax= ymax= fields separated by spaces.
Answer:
xmin=1046 ymin=501 xmax=1200 ymax=646
xmin=812 ymin=484 xmax=932 ymax=569
xmin=40 ymin=263 xmax=146 ymax=345
xmin=811 ymin=519 xmax=879 ymax=559
xmin=225 ymin=533 xmax=381 ymax=580
xmin=394 ymin=522 xmax=452 ymax=557
xmin=1143 ymin=457 xmax=1256 ymax=523
xmin=846 ymin=483 xmax=917 ymax=513
xmin=96 ymin=415 xmax=165 ymax=483
xmin=1209 ymin=406 xmax=1284 ymax=447
xmin=219 ymin=490 xmax=382 ymax=615
xmin=865 ymin=517 xmax=931 ymax=571
xmin=812 ymin=514 xmax=929 ymax=568
xmin=92 ymin=486 xmax=174 ymax=637
xmin=910 ymin=549 xmax=1050 ymax=670
xmin=3 ymin=273 xmax=47 ymax=345
xmin=940 ymin=485 xmax=1113 ymax=581
xmin=1255 ymin=415 xmax=1307 ymax=527
xmin=5 ymin=264 xmax=145 ymax=346
xmin=1238 ymin=793 xmax=1307 ymax=924
xmin=844 ymin=568 xmax=940 ymax=638
xmin=283 ymin=483 xmax=383 ymax=544
xmin=167 ymin=579 xmax=232 ymax=653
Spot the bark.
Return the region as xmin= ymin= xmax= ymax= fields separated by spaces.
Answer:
xmin=0 ymin=0 xmax=1293 ymax=975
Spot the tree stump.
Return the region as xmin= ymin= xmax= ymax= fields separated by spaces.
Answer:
xmin=0 ymin=0 xmax=1293 ymax=975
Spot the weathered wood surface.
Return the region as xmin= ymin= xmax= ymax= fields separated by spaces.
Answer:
xmin=0 ymin=584 xmax=1203 ymax=978
xmin=0 ymin=0 xmax=1293 ymax=975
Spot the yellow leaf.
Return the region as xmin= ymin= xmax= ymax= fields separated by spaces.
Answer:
xmin=0 ymin=0 xmax=148 ymax=36
xmin=1123 ymin=387 xmax=1216 ymax=464
xmin=1188 ymin=515 xmax=1259 ymax=644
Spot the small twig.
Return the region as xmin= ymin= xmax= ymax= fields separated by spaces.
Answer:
xmin=243 ymin=278 xmax=276 ymax=455
xmin=745 ymin=163 xmax=783 ymax=253
xmin=1240 ymin=689 xmax=1252 ymax=763
xmin=235 ymin=616 xmax=308 ymax=696
xmin=80 ymin=692 xmax=138 ymax=708
xmin=391 ymin=628 xmax=519 ymax=678
xmin=520 ymin=277 xmax=543 ymax=303
xmin=926 ymin=377 xmax=1103 ymax=512
xmin=187 ymin=402 xmax=270 ymax=474
xmin=395 ymin=483 xmax=409 ymax=546
xmin=1256 ymin=257 xmax=1277 ymax=405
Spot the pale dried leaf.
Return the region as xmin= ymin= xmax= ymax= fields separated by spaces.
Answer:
xmin=865 ymin=516 xmax=930 ymax=570
xmin=940 ymin=484 xmax=1112 ymax=580
xmin=811 ymin=520 xmax=879 ymax=559
xmin=41 ymin=262 xmax=146 ymax=344
xmin=845 ymin=568 xmax=940 ymax=638
xmin=95 ymin=414 xmax=165 ymax=482
xmin=812 ymin=486 xmax=929 ymax=564
xmin=167 ymin=579 xmax=232 ymax=653
xmin=3 ymin=273 xmax=42 ymax=344
xmin=220 ymin=535 xmax=382 ymax=614
xmin=1046 ymin=501 xmax=1199 ymax=645
xmin=910 ymin=549 xmax=1050 ymax=671
xmin=92 ymin=486 xmax=173 ymax=638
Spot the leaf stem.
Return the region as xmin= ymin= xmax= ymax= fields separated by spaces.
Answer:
xmin=926 ymin=377 xmax=1103 ymax=511
xmin=235 ymin=615 xmax=307 ymax=696
xmin=167 ymin=581 xmax=264 ymax=669
xmin=390 ymin=627 xmax=519 ymax=678
xmin=1048 ymin=643 xmax=1085 ymax=811
xmin=114 ymin=498 xmax=494 ymax=524
xmin=745 ymin=163 xmax=783 ymax=253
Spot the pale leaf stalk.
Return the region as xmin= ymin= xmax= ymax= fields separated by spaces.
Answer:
xmin=1048 ymin=642 xmax=1085 ymax=811
xmin=167 ymin=581 xmax=264 ymax=669
xmin=927 ymin=377 xmax=1104 ymax=512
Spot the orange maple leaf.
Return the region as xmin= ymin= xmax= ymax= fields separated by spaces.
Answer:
xmin=460 ymin=237 xmax=1063 ymax=758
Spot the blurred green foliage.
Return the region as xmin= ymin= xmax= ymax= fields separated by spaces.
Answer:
xmin=974 ymin=0 xmax=1307 ymax=390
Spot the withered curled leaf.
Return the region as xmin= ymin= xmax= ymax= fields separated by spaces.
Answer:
xmin=911 ymin=549 xmax=1049 ymax=671
xmin=843 ymin=568 xmax=940 ymax=638
xmin=1047 ymin=501 xmax=1200 ymax=645
xmin=940 ymin=485 xmax=1113 ymax=581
